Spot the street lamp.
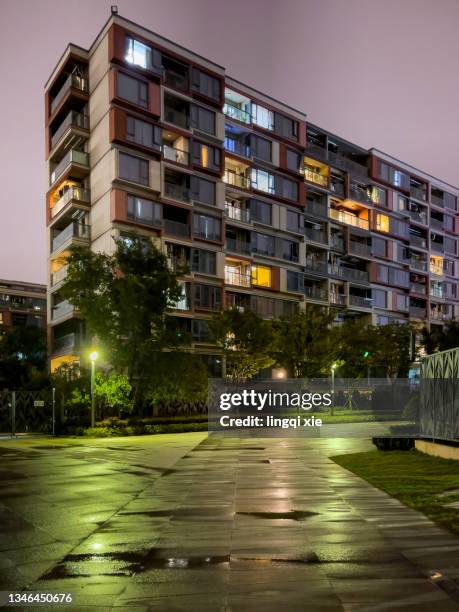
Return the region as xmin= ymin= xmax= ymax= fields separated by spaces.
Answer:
xmin=331 ymin=362 xmax=338 ymax=416
xmin=89 ymin=351 xmax=98 ymax=427
xmin=363 ymin=350 xmax=370 ymax=384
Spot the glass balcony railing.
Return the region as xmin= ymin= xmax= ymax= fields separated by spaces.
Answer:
xmin=163 ymin=69 xmax=189 ymax=91
xmin=51 ymin=265 xmax=68 ymax=287
xmin=410 ymin=186 xmax=427 ymax=202
xmin=51 ymin=111 xmax=89 ymax=148
xmin=304 ymin=286 xmax=327 ymax=301
xmin=349 ymin=184 xmax=370 ymax=204
xmin=303 ymin=167 xmax=328 ymax=187
xmin=52 ymin=222 xmax=90 ymax=252
xmin=164 ymin=182 xmax=190 ymax=202
xmin=51 ymin=186 xmax=90 ymax=218
xmin=430 ymin=309 xmax=452 ymax=321
xmin=226 ymin=237 xmax=251 ymax=255
xmin=410 ymin=258 xmax=428 ymax=272
xmin=329 ymin=292 xmax=346 ymax=305
xmin=305 ymin=227 xmax=326 ymax=243
xmin=50 ymin=150 xmax=89 ymax=185
xmin=329 ymin=208 xmax=369 ymax=230
xmin=408 ymin=209 xmax=427 ymax=224
xmin=224 ymin=138 xmax=251 ymax=158
xmin=329 ymin=265 xmax=369 ymax=282
xmin=225 ymin=205 xmax=250 ymax=223
xmin=50 ymin=74 xmax=88 ymax=115
xmin=163 ymin=145 xmax=189 ymax=165
xmin=430 ymin=286 xmax=444 ymax=299
xmin=409 ymin=306 xmax=427 ymax=319
xmin=52 ymin=332 xmax=80 ymax=354
xmin=224 ymin=269 xmax=251 ymax=287
xmin=51 ymin=300 xmax=74 ymax=320
xmin=305 ymin=259 xmax=328 ymax=274
xmin=306 ymin=200 xmax=328 ymax=218
xmin=349 ymin=241 xmax=371 ymax=256
xmin=163 ymin=108 xmax=189 ymax=129
xmin=410 ymin=282 xmax=427 ymax=294
xmin=163 ymin=219 xmax=190 ymax=237
xmin=223 ymin=102 xmax=251 ymax=124
xmin=431 ymin=193 xmax=445 ymax=208
xmin=349 ymin=294 xmax=372 ymax=308
xmin=430 ymin=218 xmax=444 ymax=231
xmin=224 ymin=169 xmax=251 ymax=189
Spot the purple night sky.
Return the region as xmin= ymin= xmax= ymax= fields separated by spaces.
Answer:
xmin=1 ymin=0 xmax=458 ymax=284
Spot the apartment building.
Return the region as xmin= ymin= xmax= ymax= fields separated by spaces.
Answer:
xmin=45 ymin=10 xmax=459 ymax=373
xmin=0 ymin=279 xmax=46 ymax=334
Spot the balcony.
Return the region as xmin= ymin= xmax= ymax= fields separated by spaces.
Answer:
xmin=409 ymin=306 xmax=427 ymax=319
xmin=224 ymin=138 xmax=251 ymax=158
xmin=164 ymin=219 xmax=190 ymax=237
xmin=225 ymin=204 xmax=250 ymax=223
xmin=163 ymin=69 xmax=188 ymax=92
xmin=349 ymin=294 xmax=372 ymax=308
xmin=52 ymin=222 xmax=90 ymax=253
xmin=430 ymin=309 xmax=452 ymax=321
xmin=50 ymin=150 xmax=89 ymax=185
xmin=223 ymin=102 xmax=251 ymax=124
xmin=224 ymin=169 xmax=251 ymax=190
xmin=163 ymin=107 xmax=189 ymax=129
xmin=163 ymin=145 xmax=189 ymax=165
xmin=52 ymin=332 xmax=80 ymax=355
xmin=164 ymin=182 xmax=190 ymax=203
xmin=329 ymin=208 xmax=369 ymax=230
xmin=304 ymin=167 xmax=328 ymax=188
xmin=330 ymin=177 xmax=345 ymax=197
xmin=225 ymin=269 xmax=251 ymax=287
xmin=410 ymin=282 xmax=427 ymax=295
xmin=51 ymin=111 xmax=89 ymax=149
xmin=410 ymin=186 xmax=427 ymax=202
xmin=51 ymin=265 xmax=68 ymax=287
xmin=430 ymin=286 xmax=444 ymax=299
xmin=331 ymin=235 xmax=345 ymax=251
xmin=431 ymin=193 xmax=445 ymax=208
xmin=430 ymin=217 xmax=444 ymax=231
xmin=349 ymin=183 xmax=370 ymax=204
xmin=409 ymin=234 xmax=427 ymax=249
xmin=349 ymin=241 xmax=371 ymax=257
xmin=304 ymin=286 xmax=327 ymax=301
xmin=431 ymin=241 xmax=444 ymax=254
xmin=305 ymin=227 xmax=327 ymax=244
xmin=226 ymin=237 xmax=251 ymax=255
xmin=305 ymin=259 xmax=328 ymax=275
xmin=410 ymin=258 xmax=428 ymax=272
xmin=51 ymin=300 xmax=74 ymax=321
xmin=50 ymin=74 xmax=88 ymax=115
xmin=51 ymin=186 xmax=90 ymax=219
xmin=330 ymin=292 xmax=346 ymax=306
xmin=329 ymin=265 xmax=368 ymax=283
xmin=408 ymin=209 xmax=427 ymax=224
xmin=306 ymin=200 xmax=328 ymax=218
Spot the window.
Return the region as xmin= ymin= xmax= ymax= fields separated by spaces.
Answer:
xmin=280 ymin=238 xmax=299 ymax=262
xmin=369 ymin=186 xmax=386 ymax=206
xmin=276 ymin=176 xmax=299 ymax=201
xmin=126 ymin=116 xmax=161 ymax=150
xmin=193 ymin=214 xmax=220 ymax=240
xmin=388 ymin=267 xmax=409 ymax=287
xmin=192 ymin=319 xmax=212 ymax=342
xmin=191 ymin=68 xmax=220 ymax=101
xmin=395 ymin=294 xmax=409 ymax=311
xmin=377 ymin=160 xmax=410 ymax=190
xmin=251 ymin=265 xmax=272 ymax=287
xmin=190 ymin=176 xmax=216 ymax=205
xmin=395 ymin=194 xmax=408 ymax=213
xmin=372 ymin=289 xmax=387 ymax=308
xmin=251 ymin=168 xmax=275 ymax=194
xmin=125 ymin=37 xmax=161 ymax=72
xmin=127 ymin=195 xmax=161 ymax=225
xmin=274 ymin=112 xmax=299 ymax=140
xmin=376 ymin=265 xmax=389 ymax=283
xmin=444 ymin=215 xmax=455 ymax=233
xmin=444 ymin=192 xmax=457 ymax=211
xmin=372 ymin=236 xmax=387 ymax=258
xmin=376 ymin=214 xmax=390 ymax=233
xmin=250 ymin=199 xmax=272 ymax=224
xmin=117 ymin=72 xmax=148 ymax=108
xmin=286 ymin=149 xmax=302 ymax=173
xmin=192 ymin=141 xmax=221 ymax=171
xmin=190 ymin=105 xmax=215 ymax=134
xmin=250 ymin=135 xmax=272 ymax=162
xmin=391 ymin=218 xmax=409 ymax=238
xmin=251 ymin=232 xmax=275 ymax=256
xmin=444 ymin=236 xmax=457 ymax=255
xmin=119 ymin=152 xmax=149 ymax=185
xmin=191 ymin=248 xmax=216 ymax=274
xmin=251 ymin=104 xmax=274 ymax=130
xmin=287 ymin=270 xmax=304 ymax=292
xmin=287 ymin=210 xmax=304 ymax=233
xmin=193 ymin=284 xmax=221 ymax=309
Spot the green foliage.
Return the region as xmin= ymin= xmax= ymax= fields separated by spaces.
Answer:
xmin=209 ymin=308 xmax=274 ymax=381
xmin=0 ymin=325 xmax=48 ymax=388
xmin=94 ymin=371 xmax=133 ymax=417
xmin=271 ymin=306 xmax=338 ymax=378
xmin=421 ymin=321 xmax=459 ymax=354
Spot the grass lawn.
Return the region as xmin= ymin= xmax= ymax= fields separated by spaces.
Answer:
xmin=320 ymin=409 xmax=400 ymax=424
xmin=331 ymin=449 xmax=459 ymax=536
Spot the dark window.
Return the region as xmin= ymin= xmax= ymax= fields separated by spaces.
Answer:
xmin=117 ymin=72 xmax=148 ymax=108
xmin=127 ymin=195 xmax=161 ymax=225
xmin=390 ymin=218 xmax=409 ymax=239
xmin=190 ymin=176 xmax=216 ymax=205
xmin=191 ymin=68 xmax=221 ymax=101
xmin=444 ymin=192 xmax=457 ymax=210
xmin=276 ymin=176 xmax=299 ymax=201
xmin=287 ymin=209 xmax=304 ymax=233
xmin=444 ymin=215 xmax=455 ymax=232
xmin=279 ymin=238 xmax=299 ymax=262
xmin=193 ymin=214 xmax=221 ymax=240
xmin=372 ymin=236 xmax=387 ymax=258
xmin=190 ymin=104 xmax=215 ymax=134
xmin=372 ymin=289 xmax=387 ymax=308
xmin=444 ymin=236 xmax=457 ymax=255
xmin=251 ymin=232 xmax=275 ymax=256
xmin=192 ymin=141 xmax=221 ymax=171
xmin=250 ymin=134 xmax=272 ymax=162
xmin=192 ymin=319 xmax=212 ymax=342
xmin=191 ymin=248 xmax=216 ymax=274
xmin=286 ymin=149 xmax=301 ymax=173
xmin=287 ymin=270 xmax=304 ymax=292
xmin=193 ymin=284 xmax=221 ymax=309
xmin=250 ymin=199 xmax=272 ymax=224
xmin=119 ymin=152 xmax=149 ymax=185
xmin=126 ymin=116 xmax=161 ymax=150
xmin=274 ymin=112 xmax=299 ymax=140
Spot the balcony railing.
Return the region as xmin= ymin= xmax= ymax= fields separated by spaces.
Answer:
xmin=163 ymin=108 xmax=189 ymax=129
xmin=51 ymin=186 xmax=90 ymax=218
xmin=329 ymin=208 xmax=369 ymax=230
xmin=50 ymin=150 xmax=89 ymax=185
xmin=304 ymin=286 xmax=327 ymax=301
xmin=349 ymin=294 xmax=372 ymax=308
xmin=431 ymin=194 xmax=445 ymax=208
xmin=305 ymin=259 xmax=328 ymax=274
xmin=430 ymin=218 xmax=444 ymax=231
xmin=331 ymin=237 xmax=345 ymax=251
xmin=51 ymin=300 xmax=74 ymax=320
xmin=51 ymin=265 xmax=68 ymax=287
xmin=431 ymin=241 xmax=444 ymax=253
xmin=349 ymin=241 xmax=371 ymax=257
xmin=50 ymin=74 xmax=88 ymax=115
xmin=164 ymin=182 xmax=190 ymax=202
xmin=409 ymin=234 xmax=427 ymax=249
xmin=409 ymin=306 xmax=427 ymax=319
xmin=410 ymin=258 xmax=428 ymax=272
xmin=306 ymin=200 xmax=328 ymax=218
xmin=410 ymin=186 xmax=427 ymax=202
xmin=349 ymin=184 xmax=370 ymax=204
xmin=225 ymin=269 xmax=251 ymax=287
xmin=430 ymin=309 xmax=452 ymax=321
xmin=410 ymin=282 xmax=426 ymax=294
xmin=164 ymin=219 xmax=190 ymax=237
xmin=224 ymin=169 xmax=251 ymax=189
xmin=51 ymin=111 xmax=89 ymax=148
xmin=329 ymin=265 xmax=369 ymax=282
xmin=223 ymin=102 xmax=251 ymax=124
xmin=163 ymin=69 xmax=189 ymax=91
xmin=163 ymin=145 xmax=189 ymax=165
xmin=330 ymin=178 xmax=345 ymax=197
xmin=305 ymin=227 xmax=326 ymax=243
xmin=226 ymin=237 xmax=251 ymax=255
xmin=53 ymin=332 xmax=79 ymax=354
xmin=330 ymin=292 xmax=346 ymax=305
xmin=225 ymin=205 xmax=250 ymax=223
xmin=408 ymin=209 xmax=427 ymax=224
xmin=430 ymin=286 xmax=444 ymax=299
xmin=303 ymin=167 xmax=328 ymax=187
xmin=52 ymin=222 xmax=90 ymax=253
xmin=224 ymin=138 xmax=251 ymax=158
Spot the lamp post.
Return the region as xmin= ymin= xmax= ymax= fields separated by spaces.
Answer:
xmin=89 ymin=351 xmax=98 ymax=428
xmin=363 ymin=350 xmax=370 ymax=384
xmin=331 ymin=363 xmax=337 ymax=416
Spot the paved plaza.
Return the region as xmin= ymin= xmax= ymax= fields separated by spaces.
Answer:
xmin=1 ymin=432 xmax=459 ymax=610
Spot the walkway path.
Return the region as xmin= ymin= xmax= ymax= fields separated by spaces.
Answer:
xmin=1 ymin=433 xmax=459 ymax=610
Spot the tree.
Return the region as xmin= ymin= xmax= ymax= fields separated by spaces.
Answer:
xmin=209 ymin=309 xmax=274 ymax=381
xmin=95 ymin=372 xmax=133 ymax=418
xmin=421 ymin=321 xmax=459 ymax=354
xmin=60 ymin=238 xmax=183 ymax=410
xmin=0 ymin=325 xmax=48 ymax=389
xmin=370 ymin=323 xmax=411 ymax=379
xmin=271 ymin=306 xmax=338 ymax=378
xmin=337 ymin=318 xmax=373 ymax=378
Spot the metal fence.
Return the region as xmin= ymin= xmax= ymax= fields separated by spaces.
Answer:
xmin=0 ymin=389 xmax=55 ymax=437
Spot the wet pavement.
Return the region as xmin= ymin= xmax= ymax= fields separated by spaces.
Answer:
xmin=1 ymin=432 xmax=459 ymax=610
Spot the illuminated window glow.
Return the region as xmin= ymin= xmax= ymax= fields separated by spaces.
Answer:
xmin=376 ymin=214 xmax=390 ymax=233
xmin=251 ymin=265 xmax=272 ymax=287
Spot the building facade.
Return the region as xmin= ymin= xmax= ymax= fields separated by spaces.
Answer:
xmin=45 ymin=12 xmax=459 ymax=373
xmin=0 ymin=279 xmax=46 ymax=334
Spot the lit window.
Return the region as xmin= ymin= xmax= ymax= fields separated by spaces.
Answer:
xmin=376 ymin=214 xmax=390 ymax=233
xmin=430 ymin=255 xmax=443 ymax=275
xmin=125 ymin=37 xmax=151 ymax=69
xmin=251 ymin=104 xmax=274 ymax=130
xmin=201 ymin=145 xmax=209 ymax=168
xmin=251 ymin=265 xmax=272 ymax=287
